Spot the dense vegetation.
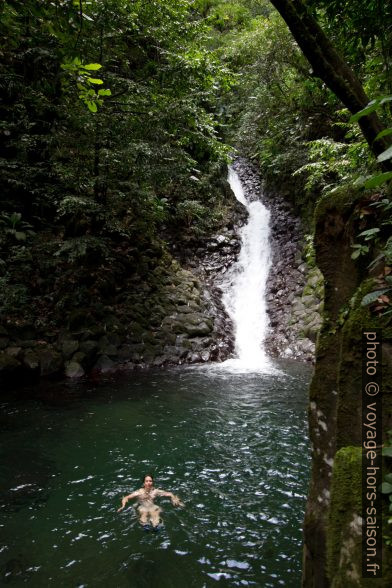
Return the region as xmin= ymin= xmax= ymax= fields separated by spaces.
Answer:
xmin=1 ymin=0 xmax=391 ymax=326
xmin=0 ymin=0 xmax=234 ymax=326
xmin=206 ymin=0 xmax=392 ymax=312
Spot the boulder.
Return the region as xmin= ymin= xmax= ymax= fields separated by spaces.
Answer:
xmin=5 ymin=346 xmax=22 ymax=359
xmin=23 ymin=349 xmax=40 ymax=371
xmin=61 ymin=339 xmax=79 ymax=360
xmin=78 ymin=339 xmax=99 ymax=362
xmin=184 ymin=322 xmax=211 ymax=337
xmin=92 ymin=355 xmax=115 ymax=373
xmin=65 ymin=361 xmax=85 ymax=379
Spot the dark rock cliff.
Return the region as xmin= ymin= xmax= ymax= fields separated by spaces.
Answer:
xmin=302 ymin=186 xmax=392 ymax=586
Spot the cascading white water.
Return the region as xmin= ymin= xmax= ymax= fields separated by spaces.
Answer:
xmin=222 ymin=167 xmax=272 ymax=369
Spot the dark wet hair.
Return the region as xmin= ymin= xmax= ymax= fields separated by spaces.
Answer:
xmin=143 ymin=474 xmax=154 ymax=483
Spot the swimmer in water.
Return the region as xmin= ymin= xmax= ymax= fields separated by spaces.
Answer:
xmin=117 ymin=474 xmax=184 ymax=528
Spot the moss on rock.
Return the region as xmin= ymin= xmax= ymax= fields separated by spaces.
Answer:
xmin=327 ymin=446 xmax=362 ymax=586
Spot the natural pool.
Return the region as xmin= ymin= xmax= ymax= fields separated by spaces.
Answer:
xmin=0 ymin=360 xmax=312 ymax=587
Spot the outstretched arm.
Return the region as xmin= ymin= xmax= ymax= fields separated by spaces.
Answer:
xmin=117 ymin=491 xmax=139 ymax=512
xmin=159 ymin=490 xmax=184 ymax=507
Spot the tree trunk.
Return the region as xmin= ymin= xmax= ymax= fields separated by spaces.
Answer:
xmin=270 ymin=0 xmax=391 ymax=164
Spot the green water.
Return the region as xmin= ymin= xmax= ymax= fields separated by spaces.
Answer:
xmin=1 ymin=361 xmax=311 ymax=587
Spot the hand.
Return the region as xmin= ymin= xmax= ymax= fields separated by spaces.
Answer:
xmin=172 ymin=496 xmax=184 ymax=507
xmin=117 ymin=506 xmax=124 ymax=512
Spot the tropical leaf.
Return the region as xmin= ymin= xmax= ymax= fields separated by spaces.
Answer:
xmin=377 ymin=145 xmax=392 ymax=163
xmin=83 ymin=63 xmax=102 ymax=71
xmin=87 ymin=78 xmax=104 ymax=85
xmin=86 ymin=101 xmax=98 ymax=112
xmin=364 ymin=172 xmax=392 ymax=189
xmin=349 ymin=99 xmax=379 ymax=123
xmin=358 ymin=227 xmax=380 ymax=240
xmin=375 ymin=128 xmax=392 ymax=141
xmin=361 ymin=288 xmax=391 ymax=306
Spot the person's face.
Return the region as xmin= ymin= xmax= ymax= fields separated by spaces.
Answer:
xmin=144 ymin=476 xmax=153 ymax=489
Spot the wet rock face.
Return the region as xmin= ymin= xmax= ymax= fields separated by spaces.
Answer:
xmin=0 ymin=259 xmax=235 ymax=386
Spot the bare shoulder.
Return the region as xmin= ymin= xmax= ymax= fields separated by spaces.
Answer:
xmin=129 ymin=488 xmax=142 ymax=497
xmin=154 ymin=488 xmax=169 ymax=496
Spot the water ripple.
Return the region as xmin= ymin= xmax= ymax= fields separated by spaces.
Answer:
xmin=0 ymin=363 xmax=311 ymax=587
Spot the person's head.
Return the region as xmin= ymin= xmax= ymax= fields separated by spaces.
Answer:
xmin=143 ymin=474 xmax=154 ymax=489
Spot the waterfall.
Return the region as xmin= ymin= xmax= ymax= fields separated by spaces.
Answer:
xmin=222 ymin=166 xmax=272 ymax=369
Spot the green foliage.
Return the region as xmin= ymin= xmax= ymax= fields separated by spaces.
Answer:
xmin=60 ymin=58 xmax=111 ymax=112
xmin=0 ymin=0 xmax=234 ymax=325
xmin=365 ymin=172 xmax=392 ymax=189
xmin=0 ymin=212 xmax=35 ymax=242
xmin=302 ymin=234 xmax=316 ymax=267
xmin=207 ymin=1 xmax=251 ymax=31
xmin=176 ymin=200 xmax=208 ymax=228
xmin=361 ymin=287 xmax=391 ymax=307
xmin=350 ymin=96 xmax=392 ymax=173
xmin=351 ymin=243 xmax=369 ymax=260
xmin=0 ymin=277 xmax=30 ymax=314
xmin=293 ymin=137 xmax=371 ymax=195
xmin=349 ymin=96 xmax=392 ymax=123
xmin=309 ymin=0 xmax=392 ymax=93
xmin=54 ymin=236 xmax=112 ymax=264
xmin=348 ymin=97 xmax=392 ymax=317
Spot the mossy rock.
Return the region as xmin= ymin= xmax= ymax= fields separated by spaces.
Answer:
xmin=65 ymin=361 xmax=85 ymax=379
xmin=327 ymin=446 xmax=362 ymax=585
xmin=23 ymin=349 xmax=40 ymax=371
xmin=315 ymin=184 xmax=362 ymax=224
xmin=61 ymin=339 xmax=79 ymax=360
xmin=79 ymin=340 xmax=99 ymax=361
xmin=327 ymin=446 xmax=392 ymax=586
xmin=92 ymin=355 xmax=115 ymax=373
xmin=183 ymin=321 xmax=212 ymax=337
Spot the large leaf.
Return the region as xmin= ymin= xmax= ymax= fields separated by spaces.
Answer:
xmin=361 ymin=288 xmax=390 ymax=306
xmin=83 ymin=63 xmax=102 ymax=71
xmin=364 ymin=172 xmax=392 ymax=188
xmin=377 ymin=145 xmax=392 ymax=163
xmin=349 ymin=99 xmax=379 ymax=123
xmin=87 ymin=77 xmax=103 ymax=85
xmin=358 ymin=227 xmax=380 ymax=239
xmin=86 ymin=101 xmax=98 ymax=113
xmin=375 ymin=128 xmax=392 ymax=141
xmin=350 ymin=96 xmax=392 ymax=123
